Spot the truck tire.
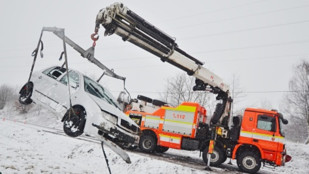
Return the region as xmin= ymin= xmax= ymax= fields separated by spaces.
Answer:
xmin=237 ymin=151 xmax=261 ymax=174
xmin=19 ymin=82 xmax=33 ymax=105
xmin=155 ymin=146 xmax=169 ymax=153
xmin=202 ymin=146 xmax=225 ymax=167
xmin=139 ymin=134 xmax=156 ymax=153
xmin=63 ymin=106 xmax=86 ymax=137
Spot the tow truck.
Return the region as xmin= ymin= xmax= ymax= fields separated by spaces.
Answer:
xmin=92 ymin=3 xmax=292 ymax=173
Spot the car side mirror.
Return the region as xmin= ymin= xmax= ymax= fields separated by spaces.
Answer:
xmin=117 ymin=91 xmax=130 ymax=104
xmin=117 ymin=91 xmax=131 ymax=112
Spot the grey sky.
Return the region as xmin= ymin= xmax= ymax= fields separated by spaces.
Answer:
xmin=1 ymin=0 xmax=308 ymax=112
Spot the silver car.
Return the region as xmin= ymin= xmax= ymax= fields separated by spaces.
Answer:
xmin=19 ymin=66 xmax=139 ymax=146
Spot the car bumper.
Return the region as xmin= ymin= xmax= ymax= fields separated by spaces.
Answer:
xmin=92 ymin=123 xmax=139 ymax=144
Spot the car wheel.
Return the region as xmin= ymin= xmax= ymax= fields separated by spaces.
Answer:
xmin=19 ymin=82 xmax=33 ymax=105
xmin=237 ymin=151 xmax=261 ymax=174
xmin=63 ymin=106 xmax=86 ymax=137
xmin=202 ymin=146 xmax=225 ymax=167
xmin=155 ymin=146 xmax=169 ymax=153
xmin=139 ymin=134 xmax=156 ymax=153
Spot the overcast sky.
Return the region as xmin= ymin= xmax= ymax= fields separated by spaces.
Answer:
xmin=1 ymin=0 xmax=309 ymax=112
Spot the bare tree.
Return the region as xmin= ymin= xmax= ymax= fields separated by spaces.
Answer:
xmin=230 ymin=74 xmax=246 ymax=115
xmin=284 ymin=60 xmax=309 ymax=144
xmin=160 ymin=73 xmax=216 ymax=114
xmin=0 ymin=84 xmax=14 ymax=110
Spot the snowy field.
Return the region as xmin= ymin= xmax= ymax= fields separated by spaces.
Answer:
xmin=0 ymin=106 xmax=308 ymax=174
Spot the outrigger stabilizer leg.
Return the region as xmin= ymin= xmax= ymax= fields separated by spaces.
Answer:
xmin=205 ymin=126 xmax=217 ymax=171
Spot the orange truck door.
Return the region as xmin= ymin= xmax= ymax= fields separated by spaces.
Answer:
xmin=253 ymin=114 xmax=279 ymax=162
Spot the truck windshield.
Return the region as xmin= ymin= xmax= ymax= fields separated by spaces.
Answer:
xmin=84 ymin=76 xmax=120 ymax=109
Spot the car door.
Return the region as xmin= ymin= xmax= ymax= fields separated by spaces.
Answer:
xmin=32 ymin=67 xmax=65 ymax=108
xmin=49 ymin=70 xmax=80 ymax=113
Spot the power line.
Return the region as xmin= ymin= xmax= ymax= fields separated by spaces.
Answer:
xmin=162 ymin=0 xmax=267 ymax=23
xmin=194 ymin=39 xmax=309 ymax=54
xmin=174 ymin=4 xmax=309 ymax=30
xmin=182 ymin=19 xmax=309 ymax=40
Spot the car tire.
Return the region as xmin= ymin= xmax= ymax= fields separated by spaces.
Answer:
xmin=139 ymin=134 xmax=156 ymax=153
xmin=63 ymin=106 xmax=86 ymax=137
xmin=19 ymin=82 xmax=33 ymax=105
xmin=202 ymin=145 xmax=225 ymax=167
xmin=155 ymin=146 xmax=169 ymax=153
xmin=237 ymin=151 xmax=261 ymax=174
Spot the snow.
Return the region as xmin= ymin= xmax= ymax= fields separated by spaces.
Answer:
xmin=1 ymin=106 xmax=309 ymax=174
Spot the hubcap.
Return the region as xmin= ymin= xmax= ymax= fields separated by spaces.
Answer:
xmin=65 ymin=115 xmax=80 ymax=132
xmin=21 ymin=86 xmax=31 ymax=101
xmin=143 ymin=139 xmax=152 ymax=149
xmin=210 ymin=150 xmax=220 ymax=162
xmin=243 ymin=156 xmax=256 ymax=170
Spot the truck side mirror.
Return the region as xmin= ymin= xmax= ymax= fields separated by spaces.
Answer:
xmin=282 ymin=118 xmax=288 ymax=125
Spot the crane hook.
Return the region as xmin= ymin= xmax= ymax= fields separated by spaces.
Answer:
xmin=91 ymin=30 xmax=99 ymax=47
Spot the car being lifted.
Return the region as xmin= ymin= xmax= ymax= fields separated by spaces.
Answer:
xmin=19 ymin=66 xmax=140 ymax=146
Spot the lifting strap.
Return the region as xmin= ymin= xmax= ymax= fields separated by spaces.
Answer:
xmin=28 ymin=31 xmax=44 ymax=82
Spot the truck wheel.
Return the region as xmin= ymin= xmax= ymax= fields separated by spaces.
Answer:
xmin=63 ymin=107 xmax=86 ymax=137
xmin=237 ymin=151 xmax=261 ymax=174
xmin=139 ymin=134 xmax=156 ymax=153
xmin=19 ymin=82 xmax=33 ymax=105
xmin=202 ymin=146 xmax=225 ymax=167
xmin=155 ymin=146 xmax=169 ymax=153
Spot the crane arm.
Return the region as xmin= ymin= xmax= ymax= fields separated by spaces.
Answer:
xmin=94 ymin=3 xmax=232 ymax=125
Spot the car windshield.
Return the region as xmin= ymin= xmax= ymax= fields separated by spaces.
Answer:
xmin=84 ymin=76 xmax=120 ymax=109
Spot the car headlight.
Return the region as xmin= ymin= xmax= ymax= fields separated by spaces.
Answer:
xmin=102 ymin=112 xmax=118 ymax=125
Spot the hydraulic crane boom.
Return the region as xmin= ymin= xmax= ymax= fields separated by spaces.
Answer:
xmin=93 ymin=3 xmax=232 ymax=126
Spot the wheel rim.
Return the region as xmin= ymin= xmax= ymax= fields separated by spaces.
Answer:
xmin=64 ymin=115 xmax=81 ymax=133
xmin=210 ymin=150 xmax=220 ymax=163
xmin=143 ymin=139 xmax=152 ymax=149
xmin=242 ymin=156 xmax=257 ymax=170
xmin=20 ymin=85 xmax=32 ymax=101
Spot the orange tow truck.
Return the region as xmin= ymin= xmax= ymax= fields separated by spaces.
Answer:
xmin=125 ymin=95 xmax=291 ymax=173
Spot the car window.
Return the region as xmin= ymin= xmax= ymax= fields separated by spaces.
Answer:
xmin=60 ymin=71 xmax=80 ymax=88
xmin=43 ymin=67 xmax=66 ymax=79
xmin=257 ymin=115 xmax=276 ymax=132
xmin=84 ymin=76 xmax=120 ymax=109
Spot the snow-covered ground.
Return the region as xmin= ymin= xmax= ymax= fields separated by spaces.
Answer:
xmin=0 ymin=105 xmax=308 ymax=174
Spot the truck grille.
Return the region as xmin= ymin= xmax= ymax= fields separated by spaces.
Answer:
xmin=120 ymin=119 xmax=139 ymax=133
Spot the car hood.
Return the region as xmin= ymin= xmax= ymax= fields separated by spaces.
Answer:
xmin=88 ymin=94 xmax=139 ymax=127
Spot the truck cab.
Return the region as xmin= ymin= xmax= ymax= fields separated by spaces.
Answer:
xmin=231 ymin=108 xmax=291 ymax=173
